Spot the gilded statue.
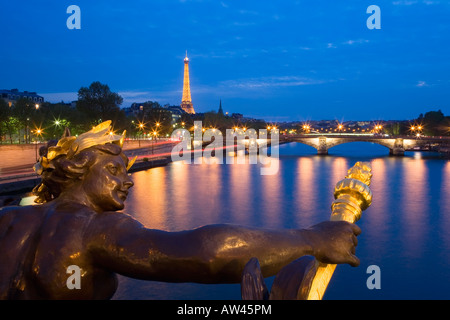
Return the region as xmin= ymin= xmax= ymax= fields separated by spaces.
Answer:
xmin=0 ymin=121 xmax=361 ymax=299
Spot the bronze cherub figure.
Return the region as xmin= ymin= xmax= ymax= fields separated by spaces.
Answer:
xmin=0 ymin=121 xmax=360 ymax=299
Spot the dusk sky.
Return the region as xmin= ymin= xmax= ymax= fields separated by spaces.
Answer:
xmin=1 ymin=0 xmax=449 ymax=122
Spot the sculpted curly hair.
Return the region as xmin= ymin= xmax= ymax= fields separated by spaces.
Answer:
xmin=33 ymin=143 xmax=127 ymax=204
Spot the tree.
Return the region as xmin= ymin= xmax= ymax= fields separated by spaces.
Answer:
xmin=421 ymin=110 xmax=446 ymax=136
xmin=76 ymin=81 xmax=123 ymax=128
xmin=11 ymin=98 xmax=38 ymax=143
xmin=141 ymin=101 xmax=172 ymax=137
xmin=0 ymin=99 xmax=10 ymax=143
xmin=0 ymin=102 xmax=20 ymax=144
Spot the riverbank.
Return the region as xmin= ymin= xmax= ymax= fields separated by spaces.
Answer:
xmin=0 ymin=156 xmax=172 ymax=206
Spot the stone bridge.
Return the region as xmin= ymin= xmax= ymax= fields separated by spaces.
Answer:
xmin=279 ymin=134 xmax=450 ymax=156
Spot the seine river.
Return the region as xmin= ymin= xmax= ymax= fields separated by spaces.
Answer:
xmin=113 ymin=142 xmax=450 ymax=300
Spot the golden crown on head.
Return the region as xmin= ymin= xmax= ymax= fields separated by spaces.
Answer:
xmin=33 ymin=120 xmax=136 ymax=175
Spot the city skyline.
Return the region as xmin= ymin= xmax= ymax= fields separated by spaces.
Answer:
xmin=0 ymin=1 xmax=449 ymax=122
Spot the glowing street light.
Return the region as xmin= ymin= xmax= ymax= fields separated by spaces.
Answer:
xmin=34 ymin=127 xmax=44 ymax=161
xmin=302 ymin=124 xmax=311 ymax=133
xmin=137 ymin=122 xmax=146 ymax=147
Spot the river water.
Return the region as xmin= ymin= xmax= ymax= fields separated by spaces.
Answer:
xmin=112 ymin=142 xmax=450 ymax=300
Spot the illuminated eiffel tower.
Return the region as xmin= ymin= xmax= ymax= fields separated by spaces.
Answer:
xmin=181 ymin=51 xmax=195 ymax=114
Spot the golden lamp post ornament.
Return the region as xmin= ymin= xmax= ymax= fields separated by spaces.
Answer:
xmin=241 ymin=162 xmax=373 ymax=300
xmin=303 ymin=161 xmax=373 ymax=300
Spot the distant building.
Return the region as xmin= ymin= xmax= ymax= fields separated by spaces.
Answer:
xmin=231 ymin=113 xmax=243 ymax=120
xmin=127 ymin=102 xmax=186 ymax=124
xmin=218 ymin=99 xmax=224 ymax=115
xmin=0 ymin=88 xmax=44 ymax=107
xmin=165 ymin=105 xmax=184 ymax=124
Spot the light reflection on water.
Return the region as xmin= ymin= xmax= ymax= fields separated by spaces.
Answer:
xmin=112 ymin=142 xmax=450 ymax=300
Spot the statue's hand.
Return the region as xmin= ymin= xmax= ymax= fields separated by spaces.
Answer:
xmin=306 ymin=221 xmax=361 ymax=267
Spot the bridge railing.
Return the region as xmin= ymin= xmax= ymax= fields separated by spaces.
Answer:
xmin=282 ymin=134 xmax=450 ymax=141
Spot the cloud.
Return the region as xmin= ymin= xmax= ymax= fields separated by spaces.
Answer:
xmin=41 ymin=90 xmax=180 ymax=107
xmin=343 ymin=39 xmax=369 ymax=45
xmin=118 ymin=90 xmax=180 ymax=106
xmin=41 ymin=92 xmax=78 ymax=103
xmin=392 ymin=0 xmax=441 ymax=4
xmin=238 ymin=9 xmax=259 ymax=15
xmin=392 ymin=0 xmax=419 ymax=4
xmin=416 ymin=81 xmax=428 ymax=87
xmin=220 ymin=76 xmax=326 ymax=89
xmin=326 ymin=39 xmax=369 ymax=49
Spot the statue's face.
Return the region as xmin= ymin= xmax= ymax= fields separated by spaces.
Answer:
xmin=82 ymin=151 xmax=134 ymax=212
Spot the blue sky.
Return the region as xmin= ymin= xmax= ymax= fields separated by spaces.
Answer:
xmin=0 ymin=0 xmax=449 ymax=121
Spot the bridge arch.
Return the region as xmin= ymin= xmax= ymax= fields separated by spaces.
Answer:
xmin=325 ymin=140 xmax=394 ymax=155
xmin=287 ymin=136 xmax=424 ymax=156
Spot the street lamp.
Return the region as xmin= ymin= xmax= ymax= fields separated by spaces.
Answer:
xmin=411 ymin=124 xmax=423 ymax=137
xmin=137 ymin=122 xmax=145 ymax=147
xmin=302 ymin=124 xmax=310 ymax=133
xmin=417 ymin=125 xmax=423 ymax=137
xmin=34 ymin=128 xmax=44 ymax=161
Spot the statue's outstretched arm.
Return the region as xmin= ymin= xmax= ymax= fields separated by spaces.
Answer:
xmin=85 ymin=212 xmax=359 ymax=284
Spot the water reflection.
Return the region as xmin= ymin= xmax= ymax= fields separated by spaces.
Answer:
xmin=260 ymin=159 xmax=282 ymax=228
xmin=401 ymin=157 xmax=427 ymax=260
xmin=229 ymin=161 xmax=252 ymax=226
xmin=363 ymin=158 xmax=389 ymax=258
xmin=116 ymin=144 xmax=450 ymax=300
xmin=440 ymin=162 xmax=450 ymax=262
xmin=295 ymin=157 xmax=318 ymax=227
xmin=126 ymin=167 xmax=167 ymax=229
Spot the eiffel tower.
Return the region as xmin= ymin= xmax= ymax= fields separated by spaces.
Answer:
xmin=181 ymin=51 xmax=195 ymax=114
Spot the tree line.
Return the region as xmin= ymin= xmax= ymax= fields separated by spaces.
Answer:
xmin=0 ymin=82 xmax=175 ymax=144
xmin=0 ymin=81 xmax=268 ymax=144
xmin=383 ymin=110 xmax=450 ymax=137
xmin=1 ymin=81 xmax=448 ymax=144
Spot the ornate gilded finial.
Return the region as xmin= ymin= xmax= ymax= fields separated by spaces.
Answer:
xmin=284 ymin=162 xmax=372 ymax=300
xmin=302 ymin=161 xmax=373 ymax=300
xmin=331 ymin=161 xmax=373 ymax=222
